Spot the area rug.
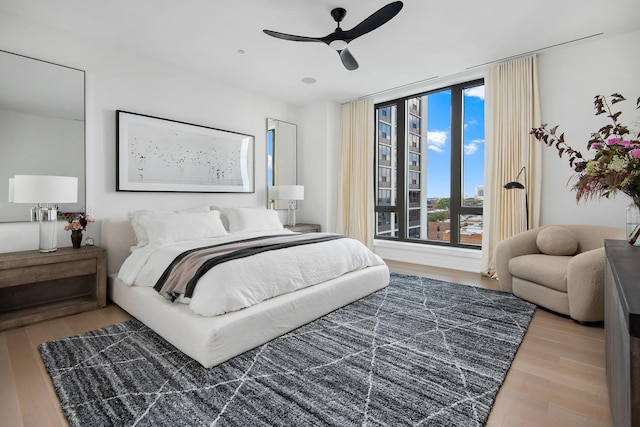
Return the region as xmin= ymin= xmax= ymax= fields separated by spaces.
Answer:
xmin=39 ymin=273 xmax=536 ymax=426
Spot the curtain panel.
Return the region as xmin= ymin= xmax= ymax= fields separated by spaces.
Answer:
xmin=481 ymin=55 xmax=541 ymax=276
xmin=336 ymin=99 xmax=374 ymax=248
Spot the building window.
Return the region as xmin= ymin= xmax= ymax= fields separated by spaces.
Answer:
xmin=374 ymin=79 xmax=484 ymax=248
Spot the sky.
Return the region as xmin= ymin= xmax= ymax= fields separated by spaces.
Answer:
xmin=425 ymin=85 xmax=485 ymax=199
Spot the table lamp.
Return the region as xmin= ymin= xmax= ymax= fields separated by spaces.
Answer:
xmin=277 ymin=185 xmax=304 ymax=226
xmin=9 ymin=175 xmax=78 ymax=252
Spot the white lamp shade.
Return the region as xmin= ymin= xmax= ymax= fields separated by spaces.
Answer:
xmin=10 ymin=175 xmax=78 ymax=203
xmin=277 ymin=185 xmax=304 ymax=201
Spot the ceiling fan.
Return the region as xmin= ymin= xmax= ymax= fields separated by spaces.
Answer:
xmin=263 ymin=1 xmax=404 ymax=71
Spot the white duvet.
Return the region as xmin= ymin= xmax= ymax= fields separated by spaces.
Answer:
xmin=118 ymin=231 xmax=385 ymax=317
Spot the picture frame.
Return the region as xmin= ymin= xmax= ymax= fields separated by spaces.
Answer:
xmin=116 ymin=110 xmax=254 ymax=193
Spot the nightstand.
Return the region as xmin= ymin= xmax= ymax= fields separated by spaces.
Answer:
xmin=0 ymin=246 xmax=107 ymax=331
xmin=285 ymin=223 xmax=321 ymax=233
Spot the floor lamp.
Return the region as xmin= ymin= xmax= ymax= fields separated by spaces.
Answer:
xmin=503 ymin=166 xmax=529 ymax=230
xmin=9 ymin=175 xmax=78 ymax=252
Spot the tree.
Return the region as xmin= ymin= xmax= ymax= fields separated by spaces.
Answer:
xmin=428 ymin=211 xmax=448 ymax=222
xmin=434 ymin=198 xmax=450 ymax=210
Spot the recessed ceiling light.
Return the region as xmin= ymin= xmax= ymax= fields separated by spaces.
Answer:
xmin=301 ymin=77 xmax=317 ymax=84
xmin=237 ymin=49 xmax=245 ymax=54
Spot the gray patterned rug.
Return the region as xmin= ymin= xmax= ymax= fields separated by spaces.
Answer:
xmin=39 ymin=273 xmax=535 ymax=426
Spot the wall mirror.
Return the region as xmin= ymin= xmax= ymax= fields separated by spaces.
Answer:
xmin=0 ymin=50 xmax=85 ymax=222
xmin=266 ymin=118 xmax=296 ymax=209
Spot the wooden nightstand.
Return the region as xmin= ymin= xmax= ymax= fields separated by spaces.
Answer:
xmin=285 ymin=223 xmax=321 ymax=233
xmin=0 ymin=246 xmax=107 ymax=331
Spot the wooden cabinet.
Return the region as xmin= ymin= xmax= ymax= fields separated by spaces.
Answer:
xmin=604 ymin=240 xmax=640 ymax=427
xmin=0 ymin=247 xmax=107 ymax=331
xmin=285 ymin=223 xmax=321 ymax=233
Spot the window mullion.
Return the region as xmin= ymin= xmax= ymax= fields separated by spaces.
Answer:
xmin=397 ymin=101 xmax=406 ymax=240
xmin=449 ymin=84 xmax=463 ymax=246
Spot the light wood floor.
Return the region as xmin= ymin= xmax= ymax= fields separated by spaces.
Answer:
xmin=0 ymin=261 xmax=611 ymax=427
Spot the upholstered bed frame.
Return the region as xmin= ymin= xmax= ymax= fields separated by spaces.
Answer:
xmin=101 ymin=218 xmax=390 ymax=368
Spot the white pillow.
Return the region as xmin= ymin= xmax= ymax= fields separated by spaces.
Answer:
xmin=128 ymin=206 xmax=210 ymax=246
xmin=137 ymin=211 xmax=227 ymax=245
xmin=223 ymin=207 xmax=285 ymax=233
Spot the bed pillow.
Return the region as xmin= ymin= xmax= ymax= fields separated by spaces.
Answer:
xmin=137 ymin=211 xmax=227 ymax=245
xmin=536 ymin=226 xmax=578 ymax=256
xmin=129 ymin=206 xmax=210 ymax=246
xmin=223 ymin=207 xmax=285 ymax=233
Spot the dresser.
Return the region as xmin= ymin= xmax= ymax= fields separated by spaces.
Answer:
xmin=604 ymin=240 xmax=640 ymax=427
xmin=0 ymin=247 xmax=107 ymax=331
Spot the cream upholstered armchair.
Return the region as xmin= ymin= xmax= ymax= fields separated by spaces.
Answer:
xmin=495 ymin=224 xmax=625 ymax=323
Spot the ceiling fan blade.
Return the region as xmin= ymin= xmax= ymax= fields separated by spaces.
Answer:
xmin=263 ymin=29 xmax=322 ymax=43
xmin=339 ymin=48 xmax=359 ymax=71
xmin=341 ymin=1 xmax=403 ymax=43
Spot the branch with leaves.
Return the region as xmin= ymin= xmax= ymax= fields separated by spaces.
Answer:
xmin=530 ymin=93 xmax=640 ymax=203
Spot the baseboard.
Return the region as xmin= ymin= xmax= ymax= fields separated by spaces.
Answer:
xmin=373 ymin=239 xmax=481 ymax=273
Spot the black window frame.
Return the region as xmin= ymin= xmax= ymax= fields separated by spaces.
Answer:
xmin=373 ymin=78 xmax=484 ymax=249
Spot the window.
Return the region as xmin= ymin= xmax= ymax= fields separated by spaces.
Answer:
xmin=374 ymin=79 xmax=484 ymax=248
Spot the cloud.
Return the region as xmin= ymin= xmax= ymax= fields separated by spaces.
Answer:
xmin=464 ymin=139 xmax=484 ymax=155
xmin=465 ymin=86 xmax=485 ymax=100
xmin=427 ymin=130 xmax=447 ymax=152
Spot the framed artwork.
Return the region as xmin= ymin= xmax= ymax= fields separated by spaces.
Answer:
xmin=116 ymin=110 xmax=254 ymax=193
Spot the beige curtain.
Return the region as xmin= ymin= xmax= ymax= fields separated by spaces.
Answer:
xmin=336 ymin=98 xmax=374 ymax=248
xmin=481 ymin=55 xmax=541 ymax=276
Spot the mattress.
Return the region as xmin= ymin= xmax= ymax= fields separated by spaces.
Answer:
xmin=108 ymin=264 xmax=389 ymax=368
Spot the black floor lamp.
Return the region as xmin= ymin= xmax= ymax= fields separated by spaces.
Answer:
xmin=503 ymin=166 xmax=529 ymax=230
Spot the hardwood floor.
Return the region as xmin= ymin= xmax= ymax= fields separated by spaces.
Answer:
xmin=0 ymin=261 xmax=611 ymax=426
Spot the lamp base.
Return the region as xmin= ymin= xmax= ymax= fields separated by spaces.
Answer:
xmin=287 ymin=201 xmax=297 ymax=227
xmin=35 ymin=207 xmax=58 ymax=252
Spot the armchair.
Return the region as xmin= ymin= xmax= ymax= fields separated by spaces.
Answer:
xmin=495 ymin=224 xmax=625 ymax=322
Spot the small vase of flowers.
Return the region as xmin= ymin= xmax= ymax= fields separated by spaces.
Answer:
xmin=531 ymin=93 xmax=640 ymax=243
xmin=59 ymin=212 xmax=95 ymax=248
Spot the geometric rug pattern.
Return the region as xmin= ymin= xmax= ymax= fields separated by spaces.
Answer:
xmin=39 ymin=273 xmax=536 ymax=426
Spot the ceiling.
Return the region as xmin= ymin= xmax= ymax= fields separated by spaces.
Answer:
xmin=1 ymin=0 xmax=639 ymax=106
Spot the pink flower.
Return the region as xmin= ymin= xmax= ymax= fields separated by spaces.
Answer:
xmin=618 ymin=140 xmax=631 ymax=148
xmin=61 ymin=212 xmax=96 ymax=232
xmin=631 ymin=149 xmax=640 ymax=159
xmin=590 ymin=142 xmax=605 ymax=150
xmin=608 ymin=137 xmax=621 ymax=145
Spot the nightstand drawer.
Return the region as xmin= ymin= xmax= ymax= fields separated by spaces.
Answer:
xmin=0 ymin=258 xmax=96 ymax=288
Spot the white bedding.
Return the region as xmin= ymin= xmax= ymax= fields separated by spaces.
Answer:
xmin=118 ymin=231 xmax=385 ymax=317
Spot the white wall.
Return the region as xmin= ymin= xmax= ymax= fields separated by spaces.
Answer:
xmin=537 ymin=29 xmax=640 ymax=227
xmin=297 ymin=101 xmax=341 ymax=233
xmin=0 ymin=13 xmax=299 ymax=252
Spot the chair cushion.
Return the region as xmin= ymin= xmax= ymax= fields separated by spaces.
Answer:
xmin=508 ymin=254 xmax=572 ymax=292
xmin=536 ymin=226 xmax=578 ymax=256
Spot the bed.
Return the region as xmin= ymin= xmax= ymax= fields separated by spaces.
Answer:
xmin=101 ymin=206 xmax=389 ymax=368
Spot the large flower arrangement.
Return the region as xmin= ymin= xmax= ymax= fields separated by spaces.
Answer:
xmin=530 ymin=93 xmax=640 ymax=204
xmin=59 ymin=212 xmax=95 ymax=232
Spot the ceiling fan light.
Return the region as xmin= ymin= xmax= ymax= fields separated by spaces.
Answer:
xmin=329 ymin=40 xmax=348 ymax=51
